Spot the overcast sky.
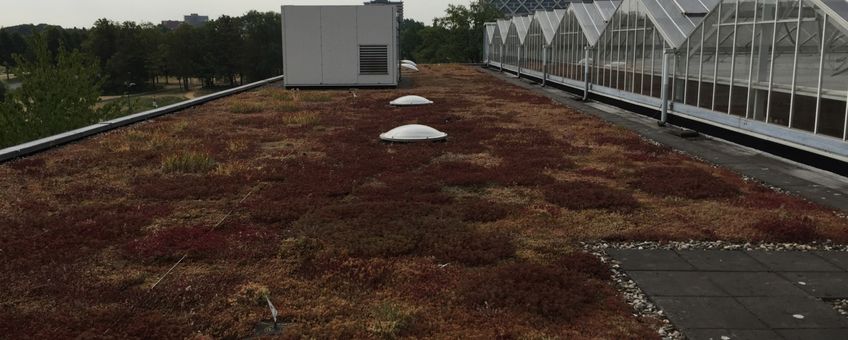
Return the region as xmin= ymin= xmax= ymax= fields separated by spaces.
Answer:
xmin=0 ymin=0 xmax=473 ymax=29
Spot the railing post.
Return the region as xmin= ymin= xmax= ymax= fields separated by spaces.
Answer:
xmin=659 ymin=49 xmax=672 ymax=126
xmin=583 ymin=46 xmax=591 ymax=101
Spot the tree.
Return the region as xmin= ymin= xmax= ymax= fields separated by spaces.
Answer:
xmin=166 ymin=24 xmax=201 ymax=90
xmin=399 ymin=19 xmax=425 ymax=60
xmin=0 ymin=81 xmax=6 ymax=102
xmin=203 ymin=15 xmax=243 ymax=86
xmin=0 ymin=34 xmax=108 ymax=148
xmin=240 ymin=11 xmax=282 ymax=82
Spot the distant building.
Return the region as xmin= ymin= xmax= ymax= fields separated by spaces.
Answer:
xmin=184 ymin=13 xmax=209 ymax=27
xmin=161 ymin=13 xmax=209 ymax=30
xmin=489 ymin=0 xmax=569 ymax=17
xmin=364 ymin=0 xmax=403 ymax=22
xmin=160 ymin=20 xmax=183 ymax=30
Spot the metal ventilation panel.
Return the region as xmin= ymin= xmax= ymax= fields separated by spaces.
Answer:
xmin=359 ymin=45 xmax=389 ymax=75
xmin=380 ymin=124 xmax=447 ymax=142
xmin=390 ymin=95 xmax=433 ymax=106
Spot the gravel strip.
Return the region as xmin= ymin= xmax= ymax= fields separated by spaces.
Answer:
xmin=583 ymin=240 xmax=848 ymax=340
xmin=832 ymin=299 xmax=848 ymax=318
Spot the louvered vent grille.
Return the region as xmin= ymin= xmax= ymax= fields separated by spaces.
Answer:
xmin=359 ymin=45 xmax=389 ymax=75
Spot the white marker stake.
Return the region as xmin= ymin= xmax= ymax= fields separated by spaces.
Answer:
xmin=266 ymin=296 xmax=279 ymax=325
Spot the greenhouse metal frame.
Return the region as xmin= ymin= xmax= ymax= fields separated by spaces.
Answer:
xmin=484 ymin=0 xmax=848 ymax=163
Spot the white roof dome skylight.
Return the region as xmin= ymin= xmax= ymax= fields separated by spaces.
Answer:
xmin=401 ymin=60 xmax=417 ymax=66
xmin=401 ymin=64 xmax=419 ymax=72
xmin=380 ymin=124 xmax=447 ymax=142
xmin=390 ymin=95 xmax=433 ymax=106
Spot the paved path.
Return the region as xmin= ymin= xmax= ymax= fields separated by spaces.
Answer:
xmin=609 ymin=249 xmax=848 ymax=340
xmin=486 ymin=69 xmax=848 ymax=213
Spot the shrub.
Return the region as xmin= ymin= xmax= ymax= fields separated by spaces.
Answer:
xmin=299 ymin=92 xmax=333 ymax=102
xmin=133 ymin=174 xmax=245 ymax=200
xmin=275 ymin=102 xmax=301 ymax=113
xmin=423 ymin=228 xmax=515 ymax=266
xmin=544 ymin=181 xmax=640 ymax=211
xmin=228 ymin=101 xmax=264 ymax=114
xmin=161 ymin=152 xmax=217 ymax=174
xmin=125 ymin=226 xmax=227 ymax=261
xmin=233 ymin=282 xmax=270 ymax=306
xmin=456 ymin=199 xmax=514 ymax=223
xmin=460 ymin=261 xmax=610 ymax=320
xmin=367 ymin=302 xmax=416 ymax=339
xmin=278 ymin=236 xmax=323 ymax=271
xmin=750 ymin=216 xmax=819 ymax=243
xmin=630 ymin=166 xmax=739 ymax=199
xmin=556 ymin=252 xmax=611 ymax=281
xmin=283 ymin=111 xmax=320 ymax=126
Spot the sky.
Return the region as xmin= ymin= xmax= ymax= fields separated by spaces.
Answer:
xmin=0 ymin=0 xmax=473 ymax=29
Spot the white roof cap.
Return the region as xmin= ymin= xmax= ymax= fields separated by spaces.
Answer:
xmin=380 ymin=124 xmax=447 ymax=142
xmin=390 ymin=95 xmax=433 ymax=106
xmin=401 ymin=64 xmax=419 ymax=72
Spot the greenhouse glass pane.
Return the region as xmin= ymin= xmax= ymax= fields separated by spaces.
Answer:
xmin=817 ymin=15 xmax=848 ymax=138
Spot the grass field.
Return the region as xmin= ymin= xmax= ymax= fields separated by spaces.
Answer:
xmin=0 ymin=64 xmax=845 ymax=338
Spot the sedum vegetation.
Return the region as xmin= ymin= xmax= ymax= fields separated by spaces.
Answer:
xmin=1 ymin=65 xmax=845 ymax=338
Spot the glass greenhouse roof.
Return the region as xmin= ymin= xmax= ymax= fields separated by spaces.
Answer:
xmin=513 ymin=15 xmax=534 ymax=44
xmin=535 ymin=9 xmax=567 ymax=45
xmin=640 ymin=0 xmax=720 ymax=48
xmin=571 ymin=0 xmax=622 ymax=46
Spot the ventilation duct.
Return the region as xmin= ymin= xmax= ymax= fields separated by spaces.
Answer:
xmin=390 ymin=95 xmax=433 ymax=106
xmin=380 ymin=124 xmax=447 ymax=142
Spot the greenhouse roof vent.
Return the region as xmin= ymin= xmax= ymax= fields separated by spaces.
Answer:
xmin=380 ymin=124 xmax=447 ymax=142
xmin=390 ymin=95 xmax=434 ymax=106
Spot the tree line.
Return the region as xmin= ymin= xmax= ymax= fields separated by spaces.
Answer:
xmin=0 ymin=11 xmax=282 ymax=95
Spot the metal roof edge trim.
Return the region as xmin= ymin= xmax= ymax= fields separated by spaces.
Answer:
xmin=0 ymin=75 xmax=286 ymax=163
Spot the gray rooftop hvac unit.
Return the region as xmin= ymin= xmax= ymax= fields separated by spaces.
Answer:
xmin=282 ymin=5 xmax=399 ymax=88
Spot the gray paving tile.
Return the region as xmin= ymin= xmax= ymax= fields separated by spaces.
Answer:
xmin=627 ymin=271 xmax=727 ymax=297
xmin=776 ymin=329 xmax=848 ymax=340
xmin=737 ymin=296 xmax=848 ymax=329
xmin=705 ymin=272 xmax=808 ymax=297
xmin=781 ymin=272 xmax=848 ymax=298
xmin=815 ymin=251 xmax=848 ymax=271
xmin=746 ymin=251 xmax=842 ymax=272
xmin=606 ymin=249 xmax=694 ymax=271
xmin=677 ymin=250 xmax=767 ymax=272
xmin=651 ymin=297 xmax=766 ymax=329
xmin=684 ymin=329 xmax=781 ymax=340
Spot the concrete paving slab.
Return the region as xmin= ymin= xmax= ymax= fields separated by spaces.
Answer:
xmin=684 ymin=329 xmax=782 ymax=340
xmin=677 ymin=250 xmax=768 ymax=272
xmin=606 ymin=249 xmax=694 ymax=271
xmin=626 ymin=271 xmax=727 ymax=296
xmin=780 ymin=272 xmax=848 ymax=298
xmin=776 ymin=329 xmax=848 ymax=340
xmin=815 ymin=251 xmax=848 ymax=271
xmin=704 ymin=272 xmax=808 ymax=297
xmin=746 ymin=251 xmax=843 ymax=272
xmin=737 ymin=296 xmax=848 ymax=329
xmin=651 ymin=297 xmax=766 ymax=329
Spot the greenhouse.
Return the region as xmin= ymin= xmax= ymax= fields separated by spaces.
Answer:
xmin=483 ymin=0 xmax=848 ymax=162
